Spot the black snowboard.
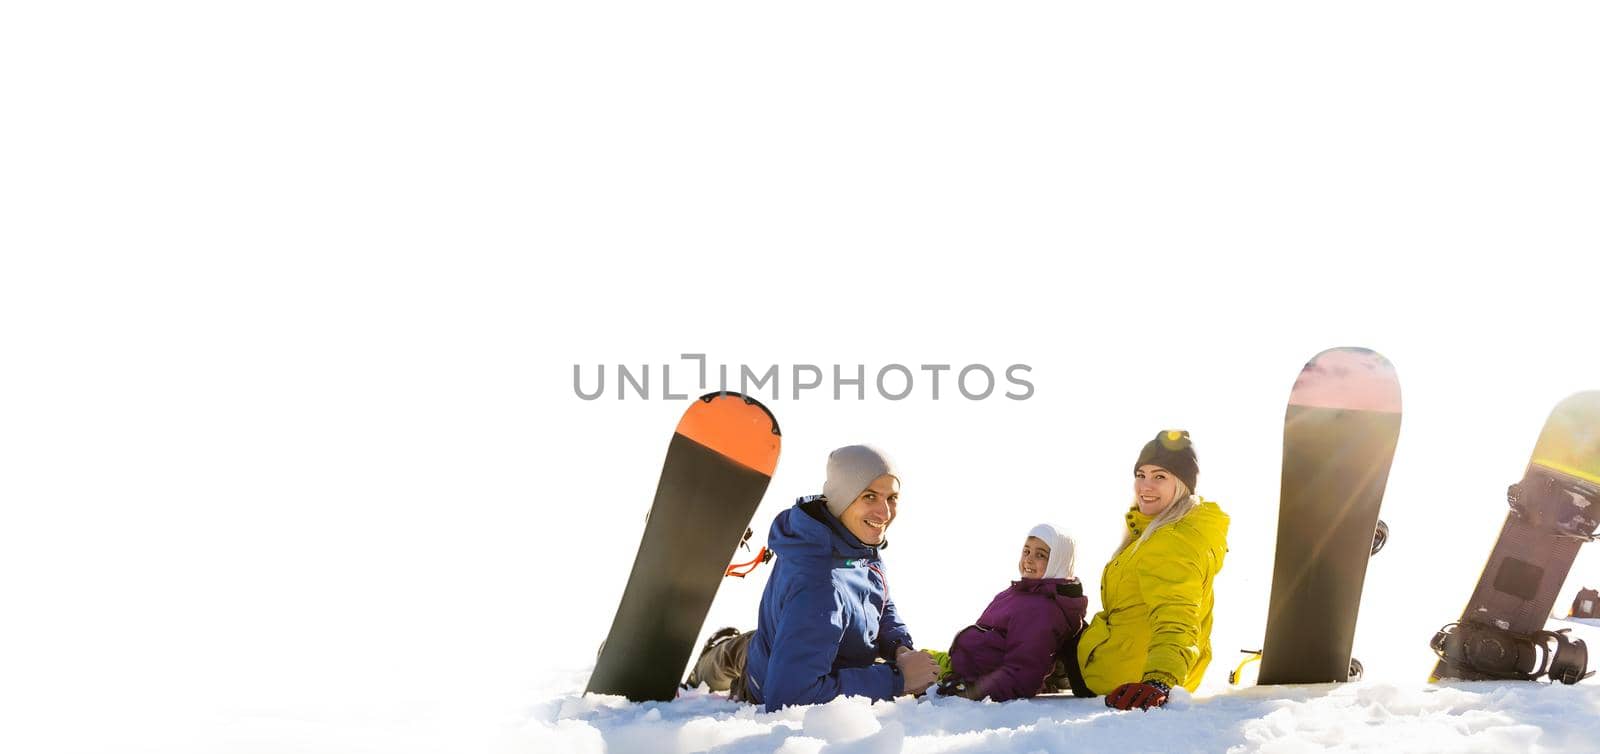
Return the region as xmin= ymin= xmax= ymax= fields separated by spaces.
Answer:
xmin=1258 ymin=347 xmax=1402 ymax=685
xmin=1430 ymin=391 xmax=1600 ymax=684
xmin=586 ymin=392 xmax=782 ymax=701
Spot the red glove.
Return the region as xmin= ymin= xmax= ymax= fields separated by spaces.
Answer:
xmin=1105 ymin=679 xmax=1171 ymax=710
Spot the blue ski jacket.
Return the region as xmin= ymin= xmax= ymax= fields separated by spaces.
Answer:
xmin=744 ymin=496 xmax=915 ymax=711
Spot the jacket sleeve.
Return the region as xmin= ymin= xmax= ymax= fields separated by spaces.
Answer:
xmin=1134 ymin=536 xmax=1208 ymax=687
xmin=876 ymin=594 xmax=915 ymax=661
xmin=760 ymin=576 xmax=902 ymax=711
xmin=1067 ymin=596 xmax=1088 ymax=634
xmin=974 ymin=601 xmax=1069 ymax=702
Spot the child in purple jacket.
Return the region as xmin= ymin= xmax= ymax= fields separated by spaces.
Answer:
xmin=933 ymin=523 xmax=1089 ymax=701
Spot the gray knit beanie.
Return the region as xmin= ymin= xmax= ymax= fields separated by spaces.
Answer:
xmin=823 ymin=445 xmax=899 ymax=518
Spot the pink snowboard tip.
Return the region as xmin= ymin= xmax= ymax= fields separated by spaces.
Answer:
xmin=1288 ymin=347 xmax=1401 ymax=413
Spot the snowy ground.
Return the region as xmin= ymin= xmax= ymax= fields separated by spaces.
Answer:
xmin=20 ymin=621 xmax=1596 ymax=753
xmin=527 ymin=682 xmax=1600 ymax=754
xmin=507 ymin=620 xmax=1600 ymax=754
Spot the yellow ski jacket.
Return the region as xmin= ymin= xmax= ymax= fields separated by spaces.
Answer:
xmin=1077 ymin=498 xmax=1229 ymax=694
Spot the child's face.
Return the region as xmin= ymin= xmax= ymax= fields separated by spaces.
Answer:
xmin=1019 ymin=536 xmax=1051 ymax=579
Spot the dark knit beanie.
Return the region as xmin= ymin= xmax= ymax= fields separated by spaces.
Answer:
xmin=1134 ymin=430 xmax=1198 ymax=492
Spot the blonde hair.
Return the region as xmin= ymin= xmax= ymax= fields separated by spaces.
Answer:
xmin=1119 ymin=477 xmax=1198 ymax=553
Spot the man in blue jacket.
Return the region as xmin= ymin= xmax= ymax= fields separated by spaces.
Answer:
xmin=687 ymin=445 xmax=940 ymax=711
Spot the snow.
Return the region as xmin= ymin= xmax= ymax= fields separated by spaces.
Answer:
xmin=27 ymin=617 xmax=1583 ymax=753
xmin=175 ymin=621 xmax=1600 ymax=754
xmin=512 ymin=677 xmax=1600 ymax=754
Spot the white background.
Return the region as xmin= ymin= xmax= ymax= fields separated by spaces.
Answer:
xmin=4 ymin=1 xmax=1600 ymax=750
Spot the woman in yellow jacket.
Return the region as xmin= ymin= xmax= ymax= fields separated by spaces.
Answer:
xmin=1077 ymin=430 xmax=1229 ymax=710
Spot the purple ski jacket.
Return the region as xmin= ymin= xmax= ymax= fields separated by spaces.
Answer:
xmin=949 ymin=578 xmax=1088 ymax=701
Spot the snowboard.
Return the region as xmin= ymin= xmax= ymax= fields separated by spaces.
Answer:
xmin=1258 ymin=347 xmax=1402 ymax=685
xmin=1430 ymin=391 xmax=1600 ymax=684
xmin=586 ymin=392 xmax=782 ymax=701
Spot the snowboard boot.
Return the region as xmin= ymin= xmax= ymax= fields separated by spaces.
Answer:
xmin=685 ymin=627 xmax=753 ymax=695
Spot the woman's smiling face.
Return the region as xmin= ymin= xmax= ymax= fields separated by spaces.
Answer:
xmin=1134 ymin=464 xmax=1179 ymax=516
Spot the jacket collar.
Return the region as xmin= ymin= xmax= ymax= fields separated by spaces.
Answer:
xmin=1011 ymin=577 xmax=1081 ymax=597
xmin=1011 ymin=577 xmax=1086 ymax=624
xmin=1125 ymin=505 xmax=1154 ymax=538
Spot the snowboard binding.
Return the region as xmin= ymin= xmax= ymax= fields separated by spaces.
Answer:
xmin=725 ymin=527 xmax=774 ymax=578
xmin=1430 ymin=620 xmax=1593 ymax=684
xmin=1506 ymin=474 xmax=1600 ymax=542
xmin=1228 ymin=649 xmax=1261 ymax=685
xmin=1229 ymin=649 xmax=1364 ymax=685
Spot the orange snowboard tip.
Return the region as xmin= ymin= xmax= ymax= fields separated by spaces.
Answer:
xmin=1288 ymin=347 xmax=1401 ymax=413
xmin=675 ymin=392 xmax=782 ymax=476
